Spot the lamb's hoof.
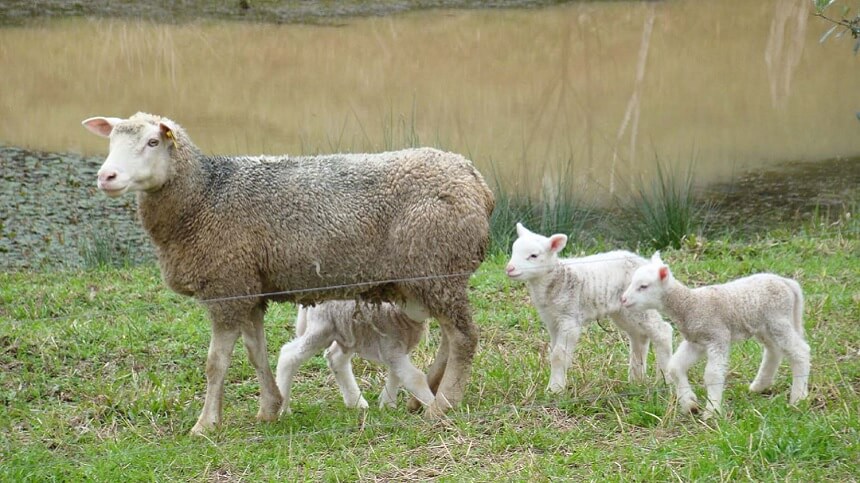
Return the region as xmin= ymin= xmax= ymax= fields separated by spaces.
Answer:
xmin=349 ymin=398 xmax=369 ymax=410
xmin=748 ymin=381 xmax=772 ymax=394
xmin=546 ymin=383 xmax=566 ymax=394
xmin=701 ymin=408 xmax=721 ymax=420
xmin=406 ymin=397 xmax=423 ymax=413
xmin=789 ymin=390 xmax=809 ymax=405
xmin=378 ymin=401 xmax=397 ymax=410
xmin=680 ymin=399 xmax=699 ymax=415
xmin=190 ymin=420 xmax=215 ymax=436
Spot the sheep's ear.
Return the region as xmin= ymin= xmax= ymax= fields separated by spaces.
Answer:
xmin=159 ymin=122 xmax=178 ymax=149
xmin=82 ymin=117 xmax=122 ymax=138
xmin=658 ymin=266 xmax=670 ymax=281
xmin=548 ymin=234 xmax=568 ymax=254
xmin=651 ymin=251 xmax=663 ymax=264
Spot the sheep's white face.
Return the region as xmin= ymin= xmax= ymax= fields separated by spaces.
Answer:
xmin=621 ymin=252 xmax=670 ymax=311
xmin=505 ymin=223 xmax=567 ymax=282
xmin=82 ymin=116 xmax=174 ymax=198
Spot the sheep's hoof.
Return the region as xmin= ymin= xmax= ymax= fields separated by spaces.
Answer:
xmin=680 ymin=399 xmax=699 ymax=415
xmin=423 ymin=401 xmax=450 ymax=420
xmin=190 ymin=421 xmax=215 ymax=436
xmin=349 ymin=398 xmax=369 ymax=410
xmin=748 ymin=381 xmax=772 ymax=394
xmin=406 ymin=397 xmax=423 ymax=413
xmin=256 ymin=410 xmax=279 ymax=423
xmin=546 ymin=383 xmax=566 ymax=394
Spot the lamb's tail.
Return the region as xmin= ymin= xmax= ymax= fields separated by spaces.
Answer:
xmin=295 ymin=304 xmax=308 ymax=337
xmin=784 ymin=279 xmax=805 ymax=336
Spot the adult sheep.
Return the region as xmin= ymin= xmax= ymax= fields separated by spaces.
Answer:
xmin=82 ymin=112 xmax=494 ymax=434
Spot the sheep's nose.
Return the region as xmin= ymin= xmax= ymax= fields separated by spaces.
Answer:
xmin=98 ymin=170 xmax=117 ymax=183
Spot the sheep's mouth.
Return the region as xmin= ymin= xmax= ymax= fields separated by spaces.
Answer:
xmin=506 ymin=271 xmax=522 ymax=279
xmin=100 ymin=186 xmax=128 ymax=197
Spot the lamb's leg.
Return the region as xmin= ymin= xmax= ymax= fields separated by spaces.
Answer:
xmin=547 ymin=321 xmax=583 ymax=393
xmin=389 ymin=354 xmax=435 ymax=408
xmin=610 ymin=313 xmax=647 ymax=383
xmin=191 ymin=322 xmax=241 ymax=435
xmin=324 ymin=342 xmax=368 ymax=409
xmin=669 ymin=340 xmax=703 ymax=414
xmin=702 ymin=345 xmax=729 ymax=419
xmin=379 ymin=370 xmax=401 ymax=409
xmin=407 ymin=331 xmax=447 ymax=412
xmin=749 ymin=338 xmax=782 ymax=394
xmin=776 ymin=328 xmax=811 ymax=404
xmin=424 ymin=294 xmax=477 ymax=418
xmin=647 ymin=314 xmax=674 ymax=384
xmin=275 ymin=330 xmax=334 ymax=415
xmin=240 ymin=306 xmax=282 ymax=423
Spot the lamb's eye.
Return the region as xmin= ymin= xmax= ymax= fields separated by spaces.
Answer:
xmin=147 ymin=138 xmax=159 ymax=147
xmin=638 ymin=284 xmax=648 ymax=290
xmin=527 ymin=254 xmax=538 ymax=260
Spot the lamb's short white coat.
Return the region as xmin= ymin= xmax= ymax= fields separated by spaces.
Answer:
xmin=276 ymin=300 xmax=433 ymax=412
xmin=621 ymin=252 xmax=810 ymax=418
xmin=506 ymin=223 xmax=673 ymax=392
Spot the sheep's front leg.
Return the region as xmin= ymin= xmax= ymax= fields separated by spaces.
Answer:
xmin=668 ymin=340 xmax=703 ymax=414
xmin=324 ymin=342 xmax=368 ymax=409
xmin=191 ymin=322 xmax=241 ymax=435
xmin=702 ymin=345 xmax=729 ymax=419
xmin=547 ymin=320 xmax=582 ymax=393
xmin=240 ymin=307 xmax=282 ymax=423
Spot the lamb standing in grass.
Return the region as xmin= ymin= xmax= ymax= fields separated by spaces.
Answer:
xmin=277 ymin=301 xmax=433 ymax=412
xmin=621 ymin=252 xmax=810 ymax=418
xmin=505 ymin=223 xmax=673 ymax=392
xmin=82 ymin=113 xmax=494 ymax=434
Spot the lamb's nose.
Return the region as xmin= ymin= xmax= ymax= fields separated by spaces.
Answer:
xmin=505 ymin=263 xmax=514 ymax=273
xmin=621 ymin=295 xmax=627 ymax=305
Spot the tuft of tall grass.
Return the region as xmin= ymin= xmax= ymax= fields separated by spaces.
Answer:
xmin=78 ymin=227 xmax=136 ymax=270
xmin=487 ymin=158 xmax=596 ymax=254
xmin=615 ymin=158 xmax=711 ymax=251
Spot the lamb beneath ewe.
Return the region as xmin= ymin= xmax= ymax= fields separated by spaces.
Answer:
xmin=82 ymin=113 xmax=494 ymax=434
xmin=621 ymin=252 xmax=810 ymax=418
xmin=276 ymin=301 xmax=433 ymax=412
xmin=505 ymin=223 xmax=673 ymax=393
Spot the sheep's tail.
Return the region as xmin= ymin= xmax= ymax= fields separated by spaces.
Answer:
xmin=295 ymin=304 xmax=308 ymax=337
xmin=785 ymin=279 xmax=805 ymax=336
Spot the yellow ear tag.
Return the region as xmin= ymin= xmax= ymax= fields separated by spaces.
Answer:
xmin=165 ymin=130 xmax=178 ymax=149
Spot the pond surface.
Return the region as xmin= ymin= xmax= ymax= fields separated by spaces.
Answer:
xmin=1 ymin=0 xmax=859 ymax=269
xmin=2 ymin=0 xmax=859 ymax=193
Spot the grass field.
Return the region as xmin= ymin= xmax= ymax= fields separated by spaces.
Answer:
xmin=1 ymin=216 xmax=858 ymax=481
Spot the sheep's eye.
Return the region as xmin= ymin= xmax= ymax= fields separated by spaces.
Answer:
xmin=147 ymin=138 xmax=159 ymax=147
xmin=527 ymin=254 xmax=538 ymax=260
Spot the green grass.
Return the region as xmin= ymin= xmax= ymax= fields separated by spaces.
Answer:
xmin=1 ymin=220 xmax=858 ymax=480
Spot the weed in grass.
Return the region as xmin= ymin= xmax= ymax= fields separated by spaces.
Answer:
xmin=77 ymin=226 xmax=136 ymax=270
xmin=616 ymin=158 xmax=712 ymax=251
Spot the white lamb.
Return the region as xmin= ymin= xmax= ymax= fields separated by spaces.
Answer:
xmin=506 ymin=223 xmax=673 ymax=392
xmin=621 ymin=252 xmax=810 ymax=418
xmin=276 ymin=300 xmax=434 ymax=413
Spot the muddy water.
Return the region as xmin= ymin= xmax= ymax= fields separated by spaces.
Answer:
xmin=1 ymin=0 xmax=858 ymax=199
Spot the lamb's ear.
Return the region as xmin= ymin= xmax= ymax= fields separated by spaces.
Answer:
xmin=82 ymin=117 xmax=122 ymax=138
xmin=516 ymin=222 xmax=530 ymax=237
xmin=651 ymin=251 xmax=663 ymax=264
xmin=658 ymin=265 xmax=670 ymax=281
xmin=548 ymin=234 xmax=568 ymax=254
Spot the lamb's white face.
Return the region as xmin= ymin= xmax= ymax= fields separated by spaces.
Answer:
xmin=621 ymin=252 xmax=670 ymax=311
xmin=82 ymin=116 xmax=174 ymax=197
xmin=505 ymin=223 xmax=567 ymax=282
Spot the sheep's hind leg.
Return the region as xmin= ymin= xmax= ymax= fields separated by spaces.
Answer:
xmin=749 ymin=338 xmax=782 ymax=394
xmin=424 ymin=292 xmax=477 ymax=418
xmin=191 ymin=321 xmax=241 ymax=435
xmin=240 ymin=305 xmax=282 ymax=423
xmin=407 ymin=331 xmax=447 ymax=412
xmin=325 ymin=342 xmax=368 ymax=409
